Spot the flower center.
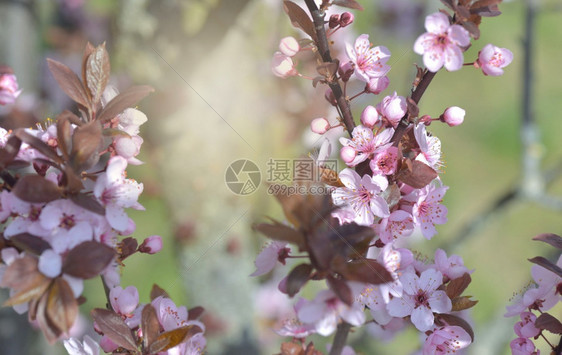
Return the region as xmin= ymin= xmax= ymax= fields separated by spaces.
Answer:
xmin=60 ymin=213 xmax=76 ymax=230
xmin=415 ymin=290 xmax=429 ymax=307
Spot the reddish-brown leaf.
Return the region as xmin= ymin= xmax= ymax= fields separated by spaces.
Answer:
xmin=12 ymin=175 xmax=62 ymax=203
xmin=535 ymin=313 xmax=562 ymax=334
xmin=446 ymin=273 xmax=472 ymax=299
xmin=36 ymin=292 xmax=61 ymax=344
xmin=45 ymin=278 xmax=78 ymax=334
xmin=281 ymin=342 xmax=304 ymax=355
xmin=141 ymin=304 xmax=160 ymax=350
xmin=148 ymin=325 xmax=202 ymax=353
xmin=97 ymin=85 xmax=154 ymax=124
xmin=451 ymin=296 xmax=478 ymax=312
xmin=283 ymin=1 xmax=317 ymax=41
xmin=9 ymin=233 xmax=51 ymax=255
xmin=70 ymin=120 xmax=102 ymax=172
xmin=327 ymin=274 xmax=353 ymax=305
xmin=2 ymin=272 xmax=50 ymax=307
xmin=13 ymin=129 xmax=62 ymax=164
xmin=286 ymin=263 xmax=313 ymax=297
xmin=62 ymin=241 xmax=116 ymax=279
xmin=437 ymin=314 xmax=475 ymax=341
xmin=253 ymin=220 xmax=305 ymax=249
xmin=46 ymin=58 xmax=90 ymax=108
xmin=187 ymin=306 xmax=205 ymax=321
xmin=440 ymin=0 xmax=455 ymax=11
xmin=150 ymin=284 xmax=170 ymax=301
xmin=396 ymin=159 xmax=438 ymax=188
xmin=332 ymin=0 xmax=363 ymax=10
xmin=91 ymin=308 xmax=137 ymax=351
xmin=56 ymin=112 xmax=74 ymax=161
xmin=81 ymin=42 xmax=95 ymax=94
xmin=461 ymin=19 xmax=481 ymax=39
xmin=118 ymin=237 xmax=138 ymax=260
xmin=533 ymin=233 xmax=562 ymax=249
xmin=86 ymin=43 xmax=110 ymax=108
xmin=333 ymin=258 xmax=393 ymax=286
xmin=528 ymin=256 xmax=562 ymax=278
xmin=316 ymin=61 xmax=339 ymax=80
xmin=70 ymin=193 xmax=105 ymax=216
xmin=0 ymin=135 xmax=22 ymax=167
xmin=62 ymin=165 xmax=84 ymax=193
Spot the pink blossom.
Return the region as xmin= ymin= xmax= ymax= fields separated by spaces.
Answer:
xmin=414 ymin=12 xmax=470 ymax=72
xmin=510 ymin=338 xmax=540 ymax=355
xmin=422 ymin=326 xmax=471 ymax=355
xmin=0 ymin=73 xmax=22 ymax=105
xmin=365 ymin=317 xmax=406 ymax=341
xmin=442 ymin=106 xmax=465 ymax=127
xmin=332 ymin=168 xmax=390 ymax=226
xmin=64 ymin=335 xmax=100 ymax=355
xmin=434 ymin=248 xmax=471 ymax=280
xmin=376 ymin=92 xmax=407 ymax=127
xmin=279 ymin=36 xmax=300 ymax=57
xmin=346 ymin=34 xmax=391 ymax=82
xmin=366 ymin=75 xmax=390 ymax=95
xmin=340 ymin=146 xmax=357 ymax=165
xmin=139 ymin=235 xmax=163 ymax=254
xmin=414 ymin=124 xmax=442 ymax=170
xmin=152 ymin=296 xmax=205 ymax=335
xmin=387 ymin=268 xmax=451 ymax=331
xmin=360 ymin=105 xmax=380 ymax=128
xmin=310 ymin=117 xmax=330 ymax=134
xmin=38 ymin=249 xmax=62 ymax=278
xmin=376 ymin=209 xmax=415 ymax=244
xmin=339 ymin=125 xmax=393 ymax=166
xmin=99 ymin=336 xmax=118 ymax=353
xmin=114 ymin=135 xmax=143 ymax=165
xmin=297 ymin=289 xmax=365 ymax=336
xmin=109 ymin=285 xmax=139 ymax=316
xmin=477 ymin=44 xmax=513 ymax=76
xmin=250 ymin=241 xmax=290 ymax=277
xmin=514 ymin=312 xmax=540 ymax=339
xmin=118 ymin=108 xmax=148 ymax=136
xmin=272 ymin=52 xmax=297 ymax=78
xmin=376 ymin=244 xmax=414 ymax=303
xmin=370 ymin=146 xmax=399 ymax=176
xmin=412 ymin=183 xmax=448 ymax=240
xmin=275 ymin=299 xmax=317 ymax=338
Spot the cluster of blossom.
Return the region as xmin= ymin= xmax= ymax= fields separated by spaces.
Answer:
xmin=260 ymin=1 xmax=512 ymax=354
xmin=0 ymin=44 xmax=205 ymax=354
xmin=504 ymin=234 xmax=562 ymax=354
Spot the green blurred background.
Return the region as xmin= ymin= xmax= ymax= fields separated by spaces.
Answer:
xmin=1 ymin=0 xmax=562 ymax=354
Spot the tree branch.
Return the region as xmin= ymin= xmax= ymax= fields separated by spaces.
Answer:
xmin=329 ymin=322 xmax=352 ymax=355
xmin=304 ymin=0 xmax=355 ymax=135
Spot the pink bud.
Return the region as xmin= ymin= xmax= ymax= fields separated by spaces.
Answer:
xmin=360 ymin=105 xmax=380 ymax=128
xmin=271 ymin=52 xmax=297 ymax=78
xmin=139 ymin=235 xmax=163 ymax=254
xmin=477 ymin=43 xmax=513 ymax=76
xmin=366 ymin=76 xmax=389 ymax=95
xmin=340 ymin=146 xmax=356 ymax=164
xmin=329 ymin=14 xmax=340 ymax=29
xmin=0 ymin=72 xmax=21 ymax=105
xmin=339 ymin=12 xmax=354 ymax=27
xmin=376 ymin=92 xmax=406 ymax=127
xmin=279 ymin=36 xmax=300 ymax=57
xmin=442 ymin=106 xmax=465 ymax=126
xmin=310 ymin=117 xmax=330 ymax=134
xmin=338 ymin=61 xmax=354 ymax=82
xmin=325 ymin=88 xmax=337 ymax=106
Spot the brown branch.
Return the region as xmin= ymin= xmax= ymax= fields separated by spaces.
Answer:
xmin=328 ymin=322 xmax=352 ymax=355
xmin=304 ymin=0 xmax=355 ymax=135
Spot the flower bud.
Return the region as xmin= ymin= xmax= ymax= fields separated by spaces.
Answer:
xmin=139 ymin=235 xmax=163 ymax=254
xmin=271 ymin=52 xmax=297 ymax=78
xmin=442 ymin=106 xmax=465 ymax=126
xmin=310 ymin=117 xmax=330 ymax=134
xmin=328 ymin=14 xmax=340 ymax=29
xmin=339 ymin=12 xmax=354 ymax=27
xmin=340 ymin=146 xmax=356 ymax=164
xmin=279 ymin=36 xmax=300 ymax=57
xmin=366 ymin=76 xmax=389 ymax=95
xmin=376 ymin=92 xmax=406 ymax=127
xmin=0 ymin=71 xmax=21 ymax=105
xmin=360 ymin=105 xmax=380 ymax=128
xmin=324 ymin=88 xmax=337 ymax=106
xmin=338 ymin=61 xmax=354 ymax=82
xmin=38 ymin=249 xmax=62 ymax=278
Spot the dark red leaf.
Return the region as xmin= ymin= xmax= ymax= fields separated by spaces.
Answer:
xmin=446 ymin=273 xmax=471 ymax=299
xmin=62 ymin=165 xmax=84 ymax=193
xmin=332 ymin=0 xmax=364 ymax=10
xmin=535 ymin=313 xmax=562 ymax=334
xmin=533 ymin=233 xmax=562 ymax=249
xmin=118 ymin=237 xmax=138 ymax=260
xmin=253 ymin=221 xmax=305 ymax=249
xmin=283 ymin=1 xmax=317 ymax=41
xmin=70 ymin=193 xmax=105 ymax=216
xmin=141 ymin=304 xmax=160 ymax=350
xmin=45 ymin=278 xmax=78 ymax=334
xmin=70 ymin=120 xmax=102 ymax=172
xmin=9 ymin=233 xmax=51 ymax=255
xmin=396 ymin=159 xmax=438 ymax=188
xmin=286 ymin=264 xmax=313 ymax=297
xmin=0 ymin=135 xmax=21 ymax=167
xmin=97 ymin=85 xmax=154 ymax=124
xmin=437 ymin=314 xmax=475 ymax=341
xmin=85 ymin=43 xmax=110 ymax=108
xmin=13 ymin=129 xmax=62 ymax=164
xmin=56 ymin=112 xmax=74 ymax=161
xmin=81 ymin=42 xmax=95 ymax=94
xmin=333 ymin=257 xmax=393 ymax=285
xmin=46 ymin=58 xmax=90 ymax=108
xmin=91 ymin=308 xmax=137 ymax=351
xmin=150 ymin=284 xmax=170 ymax=301
xmin=12 ymin=175 xmax=62 ymax=203
xmin=148 ymin=325 xmax=202 ymax=353
xmin=62 ymin=241 xmax=116 ymax=279
xmin=451 ymin=296 xmax=478 ymax=312
xmin=528 ymin=256 xmax=562 ymax=278
xmin=280 ymin=342 xmax=304 ymax=355
xmin=187 ymin=306 xmax=205 ymax=321
xmin=440 ymin=0 xmax=455 ymax=11
xmin=327 ymin=275 xmax=353 ymax=305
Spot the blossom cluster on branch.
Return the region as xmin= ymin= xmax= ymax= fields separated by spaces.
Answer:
xmin=256 ymin=0 xmax=517 ymax=354
xmin=0 ymin=43 xmax=205 ymax=354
